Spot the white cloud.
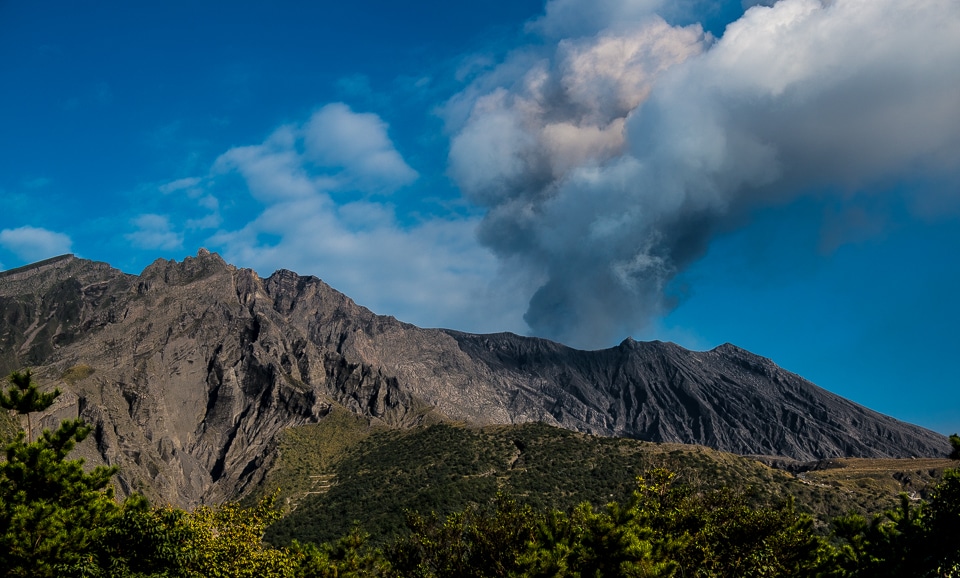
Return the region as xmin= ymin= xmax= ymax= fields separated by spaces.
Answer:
xmin=203 ymin=107 xmax=529 ymax=334
xmin=0 ymin=226 xmax=72 ymax=263
xmin=126 ymin=214 xmax=183 ymax=250
xmin=625 ymin=0 xmax=960 ymax=199
xmin=186 ymin=213 xmax=222 ymax=230
xmin=302 ymin=103 xmax=418 ymax=193
xmin=213 ymin=125 xmax=321 ymax=202
xmin=528 ymin=0 xmax=666 ymax=38
xmin=156 ymin=178 xmax=222 ymax=231
xmin=448 ymin=91 xmax=541 ymax=204
xmin=211 ymin=104 xmax=418 ymax=202
xmin=210 ymin=198 xmax=523 ymax=332
xmin=442 ymin=13 xmax=707 ymax=346
xmin=159 ymin=177 xmax=203 ymax=195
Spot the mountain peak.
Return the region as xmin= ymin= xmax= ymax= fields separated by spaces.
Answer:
xmin=139 ymin=249 xmax=233 ymax=286
xmin=0 ymin=253 xmax=950 ymax=507
xmin=712 ymin=342 xmax=749 ymax=354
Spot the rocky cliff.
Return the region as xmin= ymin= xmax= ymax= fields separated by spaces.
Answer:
xmin=0 ymin=251 xmax=950 ymax=506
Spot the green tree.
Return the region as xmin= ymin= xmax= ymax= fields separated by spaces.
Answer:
xmin=949 ymin=434 xmax=960 ymax=460
xmin=289 ymin=527 xmax=391 ymax=578
xmin=79 ymin=494 xmax=200 ymax=577
xmin=180 ymin=492 xmax=296 ymax=578
xmin=0 ymin=371 xmax=120 ymax=577
xmin=83 ymin=492 xmax=315 ymax=578
xmin=627 ymin=468 xmax=825 ymax=578
xmin=520 ymin=500 xmax=674 ymax=578
xmin=0 ymin=370 xmax=60 ymax=443
xmin=385 ymin=469 xmax=824 ymax=577
xmin=825 ymin=496 xmax=926 ymax=578
xmin=922 ymin=468 xmax=960 ymax=576
xmin=389 ymin=493 xmax=542 ymax=577
xmin=825 ymin=468 xmax=960 ymax=577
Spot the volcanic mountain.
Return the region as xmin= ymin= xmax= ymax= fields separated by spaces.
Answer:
xmin=0 ymin=250 xmax=949 ymax=506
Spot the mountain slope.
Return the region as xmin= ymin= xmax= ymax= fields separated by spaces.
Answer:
xmin=261 ymin=420 xmax=956 ymax=545
xmin=443 ymin=332 xmax=938 ymax=460
xmin=0 ymin=251 xmax=949 ymax=506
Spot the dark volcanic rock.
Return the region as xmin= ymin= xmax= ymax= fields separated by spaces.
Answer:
xmin=0 ymin=251 xmax=950 ymax=506
xmin=442 ymin=334 xmax=946 ymax=460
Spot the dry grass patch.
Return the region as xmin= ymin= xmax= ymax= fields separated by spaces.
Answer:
xmin=60 ymin=364 xmax=95 ymax=385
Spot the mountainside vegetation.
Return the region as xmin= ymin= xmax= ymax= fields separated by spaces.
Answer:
xmin=262 ymin=418 xmax=954 ymax=547
xmin=1 ymin=369 xmax=959 ymax=577
xmin=0 ymin=370 xmax=121 ymax=576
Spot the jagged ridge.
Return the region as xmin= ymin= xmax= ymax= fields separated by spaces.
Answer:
xmin=0 ymin=251 xmax=949 ymax=506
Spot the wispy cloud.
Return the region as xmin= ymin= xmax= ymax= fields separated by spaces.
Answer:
xmin=214 ymin=126 xmax=325 ymax=201
xmin=202 ymin=104 xmax=528 ymax=333
xmin=302 ymin=103 xmax=419 ymax=194
xmin=527 ymin=0 xmax=667 ymax=38
xmin=126 ymin=214 xmax=183 ymax=250
xmin=21 ymin=177 xmax=52 ymax=190
xmin=0 ymin=226 xmax=72 ymax=262
xmin=210 ymin=103 xmax=419 ymax=202
xmin=158 ymin=177 xmax=203 ymax=195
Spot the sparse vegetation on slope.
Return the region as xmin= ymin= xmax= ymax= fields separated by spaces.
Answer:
xmin=246 ymin=405 xmax=388 ymax=511
xmin=2 ymin=363 xmax=958 ymax=577
xmin=60 ymin=364 xmax=95 ymax=385
xmin=263 ymin=420 xmax=953 ymax=547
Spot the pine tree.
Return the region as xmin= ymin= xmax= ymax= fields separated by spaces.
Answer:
xmin=0 ymin=370 xmax=120 ymax=577
xmin=0 ymin=370 xmax=60 ymax=443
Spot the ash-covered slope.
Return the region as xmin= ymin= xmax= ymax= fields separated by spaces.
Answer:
xmin=443 ymin=332 xmax=946 ymax=460
xmin=0 ymin=251 xmax=950 ymax=506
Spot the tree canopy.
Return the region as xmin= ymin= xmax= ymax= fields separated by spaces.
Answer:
xmin=0 ymin=371 xmax=117 ymax=576
xmin=1 ymin=369 xmax=959 ymax=577
xmin=0 ymin=370 xmax=60 ymax=443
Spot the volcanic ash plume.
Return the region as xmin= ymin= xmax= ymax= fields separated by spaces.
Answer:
xmin=445 ymin=0 xmax=960 ymax=348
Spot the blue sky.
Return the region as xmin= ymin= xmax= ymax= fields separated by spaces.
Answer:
xmin=2 ymin=0 xmax=958 ymax=436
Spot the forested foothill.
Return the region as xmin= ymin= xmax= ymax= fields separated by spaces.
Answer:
xmin=1 ymin=370 xmax=958 ymax=577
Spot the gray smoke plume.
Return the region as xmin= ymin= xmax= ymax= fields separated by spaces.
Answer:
xmin=445 ymin=0 xmax=960 ymax=348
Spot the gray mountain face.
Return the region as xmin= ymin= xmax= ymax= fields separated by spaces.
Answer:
xmin=0 ymin=251 xmax=950 ymax=506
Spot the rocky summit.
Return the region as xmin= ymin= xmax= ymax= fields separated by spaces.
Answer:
xmin=0 ymin=250 xmax=950 ymax=507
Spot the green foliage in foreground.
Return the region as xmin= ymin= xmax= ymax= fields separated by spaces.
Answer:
xmin=2 ymin=368 xmax=959 ymax=577
xmin=1 ymin=370 xmax=60 ymax=443
xmin=266 ymin=421 xmax=949 ymax=547
xmin=6 ymin=439 xmax=960 ymax=577
xmin=387 ymin=469 xmax=823 ymax=578
xmin=322 ymin=466 xmax=960 ymax=577
xmin=0 ymin=370 xmax=118 ymax=576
